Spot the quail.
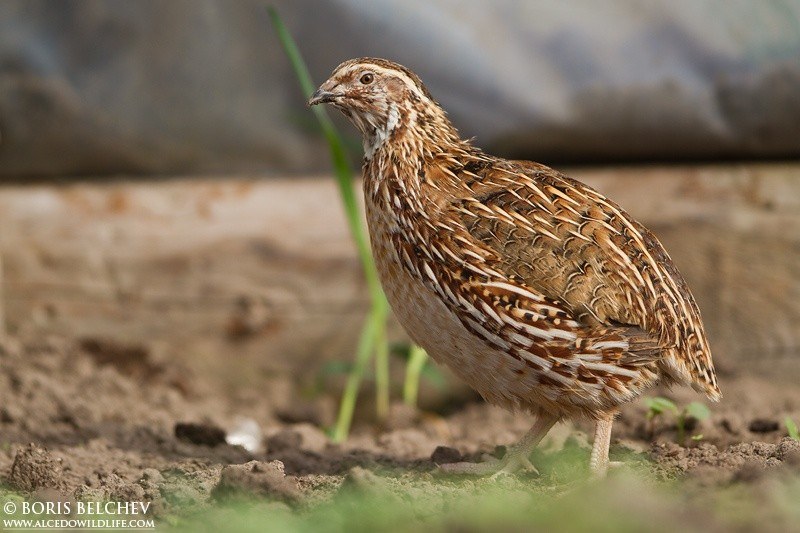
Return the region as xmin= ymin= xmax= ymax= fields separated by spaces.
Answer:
xmin=309 ymin=58 xmax=721 ymax=477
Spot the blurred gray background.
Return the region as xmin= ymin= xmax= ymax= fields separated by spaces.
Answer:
xmin=1 ymin=0 xmax=799 ymax=179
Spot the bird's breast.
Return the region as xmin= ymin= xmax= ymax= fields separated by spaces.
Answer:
xmin=363 ymin=188 xmax=564 ymax=414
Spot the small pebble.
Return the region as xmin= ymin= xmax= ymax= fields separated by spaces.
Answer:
xmin=748 ymin=419 xmax=779 ymax=433
xmin=431 ymin=445 xmax=462 ymax=465
xmin=174 ymin=422 xmax=227 ymax=446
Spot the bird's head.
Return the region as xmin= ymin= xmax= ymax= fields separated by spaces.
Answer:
xmin=308 ymin=58 xmax=458 ymax=158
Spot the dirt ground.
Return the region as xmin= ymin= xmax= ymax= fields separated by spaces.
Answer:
xmin=1 ymin=334 xmax=799 ymax=531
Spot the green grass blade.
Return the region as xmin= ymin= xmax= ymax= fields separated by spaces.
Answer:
xmin=403 ymin=345 xmax=428 ymax=406
xmin=268 ymin=6 xmax=382 ymax=300
xmin=267 ymin=7 xmax=316 ymax=97
xmin=331 ymin=310 xmax=379 ymax=443
xmin=786 ymin=417 xmax=799 ymax=441
xmin=270 ymin=7 xmax=423 ymax=433
xmin=374 ymin=319 xmax=390 ymax=420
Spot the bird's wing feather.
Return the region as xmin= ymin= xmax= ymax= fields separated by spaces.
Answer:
xmin=447 ymin=158 xmax=719 ymax=399
xmin=389 ymin=224 xmax=663 ymax=412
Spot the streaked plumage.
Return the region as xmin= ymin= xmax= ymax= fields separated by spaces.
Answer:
xmin=309 ymin=57 xmax=720 ymax=477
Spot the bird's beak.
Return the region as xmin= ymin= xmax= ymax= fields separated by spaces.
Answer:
xmin=307 ymin=79 xmax=342 ymax=107
xmin=307 ymin=89 xmax=337 ymax=106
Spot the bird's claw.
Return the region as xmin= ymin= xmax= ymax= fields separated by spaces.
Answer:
xmin=491 ymin=453 xmax=539 ymax=479
xmin=438 ymin=454 xmax=500 ymax=475
xmin=438 ymin=451 xmax=539 ymax=478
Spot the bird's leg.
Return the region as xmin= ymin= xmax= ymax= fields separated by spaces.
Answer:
xmin=589 ymin=412 xmax=620 ymax=478
xmin=439 ymin=414 xmax=557 ymax=477
xmin=489 ymin=414 xmax=558 ymax=478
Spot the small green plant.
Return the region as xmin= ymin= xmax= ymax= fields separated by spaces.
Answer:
xmin=645 ymin=397 xmax=710 ymax=445
xmin=786 ymin=417 xmax=799 ymax=441
xmin=315 ymin=345 xmax=444 ymax=403
xmin=393 ymin=343 xmax=446 ymax=406
xmin=269 ymin=8 xmax=428 ymax=442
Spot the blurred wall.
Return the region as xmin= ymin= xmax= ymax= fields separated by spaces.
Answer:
xmin=1 ymin=0 xmax=799 ymax=179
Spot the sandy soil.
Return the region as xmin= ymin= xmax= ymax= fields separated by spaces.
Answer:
xmin=1 ymin=335 xmax=799 ymax=529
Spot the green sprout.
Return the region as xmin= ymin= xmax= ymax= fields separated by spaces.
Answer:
xmin=269 ymin=8 xmax=428 ymax=442
xmin=403 ymin=345 xmax=429 ymax=407
xmin=645 ymin=397 xmax=710 ymax=445
xmin=786 ymin=417 xmax=799 ymax=441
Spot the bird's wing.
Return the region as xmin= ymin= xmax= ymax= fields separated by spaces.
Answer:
xmin=388 ymin=220 xmax=663 ymax=412
xmin=444 ymin=158 xmax=719 ymax=399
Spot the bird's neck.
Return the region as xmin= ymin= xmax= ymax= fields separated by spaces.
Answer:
xmin=364 ymin=105 xmax=471 ymax=204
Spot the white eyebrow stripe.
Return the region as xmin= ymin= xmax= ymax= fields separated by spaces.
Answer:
xmin=338 ymin=63 xmax=428 ymax=101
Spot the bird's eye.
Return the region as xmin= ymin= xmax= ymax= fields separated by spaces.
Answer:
xmin=360 ymin=73 xmax=374 ymax=84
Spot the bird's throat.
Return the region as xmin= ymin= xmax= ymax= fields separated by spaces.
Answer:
xmin=362 ymin=103 xmax=401 ymax=160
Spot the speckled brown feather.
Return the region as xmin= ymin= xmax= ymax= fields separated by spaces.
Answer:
xmin=312 ymin=57 xmax=720 ymax=422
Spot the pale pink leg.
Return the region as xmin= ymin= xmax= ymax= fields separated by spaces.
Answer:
xmin=589 ymin=412 xmax=617 ymax=478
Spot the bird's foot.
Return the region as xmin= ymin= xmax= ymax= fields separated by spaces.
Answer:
xmin=438 ymin=450 xmax=539 ymax=478
xmin=589 ymin=460 xmax=624 ymax=480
